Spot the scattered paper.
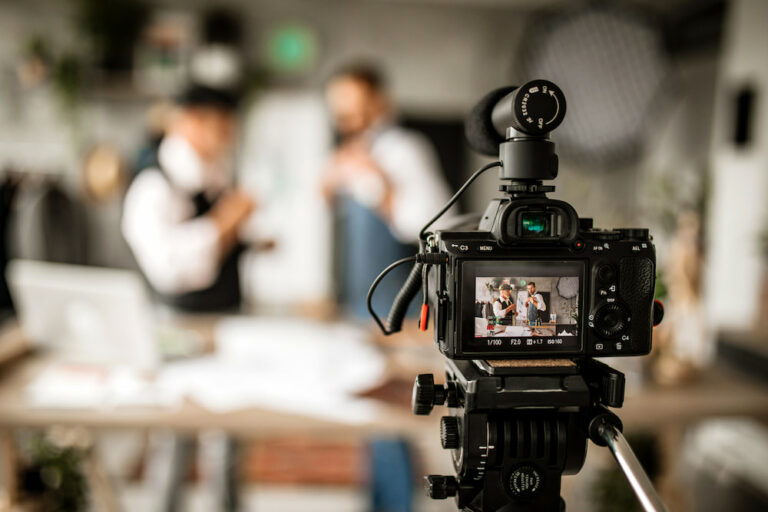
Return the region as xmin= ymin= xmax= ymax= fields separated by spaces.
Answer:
xmin=156 ymin=317 xmax=386 ymax=424
xmin=26 ymin=363 xmax=180 ymax=410
xmin=25 ymin=317 xmax=387 ymax=425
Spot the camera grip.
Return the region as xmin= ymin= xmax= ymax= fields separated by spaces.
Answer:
xmin=386 ymin=262 xmax=423 ymax=333
xmin=619 ymin=257 xmax=654 ymax=352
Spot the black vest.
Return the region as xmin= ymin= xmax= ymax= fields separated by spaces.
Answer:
xmin=494 ymin=297 xmax=516 ymax=325
xmin=136 ymin=148 xmax=242 ymax=312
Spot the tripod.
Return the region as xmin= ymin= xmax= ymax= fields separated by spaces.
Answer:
xmin=412 ymin=358 xmax=667 ymax=512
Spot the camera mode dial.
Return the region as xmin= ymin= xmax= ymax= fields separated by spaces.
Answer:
xmin=593 ymin=303 xmax=630 ymax=339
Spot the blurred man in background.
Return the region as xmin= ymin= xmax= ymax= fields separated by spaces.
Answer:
xmin=322 ymin=63 xmax=451 ymax=512
xmin=322 ymin=63 xmax=451 ymax=317
xmin=123 ymin=84 xmax=254 ymax=312
xmin=122 ymin=84 xmax=251 ymax=512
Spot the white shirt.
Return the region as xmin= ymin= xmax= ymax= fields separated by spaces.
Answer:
xmin=122 ymin=135 xmax=232 ymax=294
xmin=492 ymin=297 xmax=515 ymax=318
xmin=517 ymin=292 xmax=547 ymax=320
xmin=339 ymin=125 xmax=451 ymax=243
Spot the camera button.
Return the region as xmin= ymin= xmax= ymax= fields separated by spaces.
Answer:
xmin=597 ymin=264 xmax=616 ymax=284
xmin=593 ymin=303 xmax=629 ymax=339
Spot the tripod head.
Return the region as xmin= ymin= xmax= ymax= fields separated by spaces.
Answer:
xmin=413 ymin=358 xmax=626 ymax=512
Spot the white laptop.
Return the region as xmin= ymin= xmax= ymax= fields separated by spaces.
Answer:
xmin=7 ymin=260 xmax=160 ymax=371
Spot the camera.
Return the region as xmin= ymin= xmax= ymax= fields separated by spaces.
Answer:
xmin=368 ymin=79 xmax=666 ymax=512
xmin=436 ymin=203 xmax=656 ymax=360
xmin=430 ymin=79 xmax=657 ymax=361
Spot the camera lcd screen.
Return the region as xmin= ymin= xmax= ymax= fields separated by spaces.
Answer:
xmin=462 ymin=261 xmax=584 ymax=354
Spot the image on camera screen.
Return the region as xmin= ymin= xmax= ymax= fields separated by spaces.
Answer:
xmin=474 ymin=275 xmax=580 ymax=341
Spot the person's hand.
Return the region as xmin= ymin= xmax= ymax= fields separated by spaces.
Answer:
xmin=322 ymin=138 xmax=393 ymax=215
xmin=254 ymin=238 xmax=277 ymax=252
xmin=211 ymin=190 xmax=255 ymax=228
xmin=209 ymin=189 xmax=255 ymax=253
xmin=335 ymin=139 xmax=379 ymax=173
xmin=321 ymin=152 xmax=344 ymax=201
xmin=505 ymin=304 xmax=515 ymax=314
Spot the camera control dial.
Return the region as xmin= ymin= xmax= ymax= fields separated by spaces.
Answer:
xmin=589 ymin=229 xmax=622 ymax=242
xmin=593 ymin=303 xmax=630 ymax=339
xmin=618 ymin=228 xmax=650 ymax=241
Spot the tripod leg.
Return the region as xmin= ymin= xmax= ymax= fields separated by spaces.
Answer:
xmin=598 ymin=424 xmax=667 ymax=512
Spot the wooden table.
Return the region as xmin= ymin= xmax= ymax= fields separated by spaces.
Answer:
xmin=0 ymin=318 xmax=440 ymax=511
xmin=619 ymin=366 xmax=768 ymax=429
xmin=2 ymin=318 xmax=767 ymax=511
xmin=0 ymin=355 xmax=435 ymax=438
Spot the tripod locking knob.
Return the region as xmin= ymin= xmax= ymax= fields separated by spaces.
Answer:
xmin=412 ymin=374 xmax=447 ymax=415
xmin=425 ymin=475 xmax=458 ymax=499
xmin=440 ymin=416 xmax=460 ymax=449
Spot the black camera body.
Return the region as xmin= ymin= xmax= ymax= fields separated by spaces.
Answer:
xmin=430 ymin=200 xmax=656 ymax=360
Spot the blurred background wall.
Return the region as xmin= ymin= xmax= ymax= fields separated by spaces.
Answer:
xmin=0 ymin=0 xmax=744 ymax=358
xmin=0 ymin=0 xmax=722 ymax=276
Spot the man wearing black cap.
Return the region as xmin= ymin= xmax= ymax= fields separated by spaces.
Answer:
xmin=123 ymin=85 xmax=252 ymax=512
xmin=123 ymin=84 xmax=254 ymax=311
